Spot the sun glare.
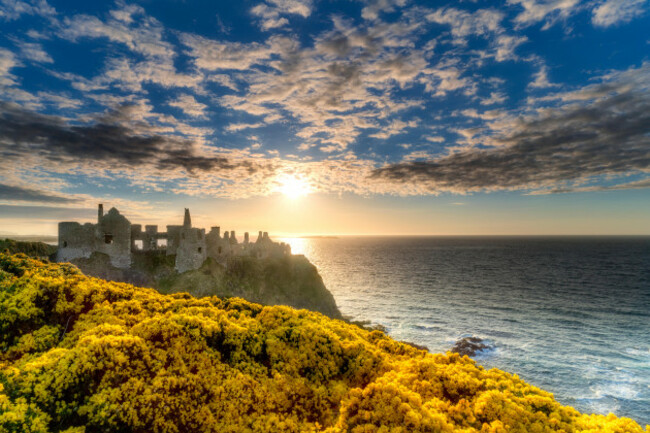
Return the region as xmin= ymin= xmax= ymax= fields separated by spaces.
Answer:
xmin=276 ymin=175 xmax=312 ymax=199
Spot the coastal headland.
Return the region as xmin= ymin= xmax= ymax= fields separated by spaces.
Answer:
xmin=0 ymin=253 xmax=646 ymax=432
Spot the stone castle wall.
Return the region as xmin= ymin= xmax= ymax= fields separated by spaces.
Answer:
xmin=57 ymin=222 xmax=95 ymax=263
xmin=57 ymin=205 xmax=290 ymax=272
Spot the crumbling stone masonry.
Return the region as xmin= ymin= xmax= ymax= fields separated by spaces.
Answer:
xmin=57 ymin=204 xmax=291 ymax=272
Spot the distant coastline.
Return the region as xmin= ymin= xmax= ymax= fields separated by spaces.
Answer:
xmin=0 ymin=234 xmax=58 ymax=244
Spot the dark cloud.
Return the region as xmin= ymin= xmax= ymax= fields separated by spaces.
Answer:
xmin=0 ymin=101 xmax=261 ymax=174
xmin=0 ymin=184 xmax=80 ymax=204
xmin=536 ymin=177 xmax=650 ymax=195
xmin=0 ymin=204 xmax=95 ymax=219
xmin=372 ymin=80 xmax=650 ymax=193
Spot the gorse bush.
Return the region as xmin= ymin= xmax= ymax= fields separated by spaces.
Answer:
xmin=0 ymin=253 xmax=646 ymax=433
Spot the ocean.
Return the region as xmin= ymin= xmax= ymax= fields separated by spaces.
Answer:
xmin=280 ymin=236 xmax=650 ymax=425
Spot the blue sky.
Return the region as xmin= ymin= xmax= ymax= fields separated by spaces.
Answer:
xmin=0 ymin=0 xmax=649 ymax=235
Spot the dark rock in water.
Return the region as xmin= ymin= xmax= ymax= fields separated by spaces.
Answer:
xmin=451 ymin=336 xmax=493 ymax=357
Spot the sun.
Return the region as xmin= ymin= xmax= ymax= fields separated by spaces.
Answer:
xmin=276 ymin=175 xmax=312 ymax=199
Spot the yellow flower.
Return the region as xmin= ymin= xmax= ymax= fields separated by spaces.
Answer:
xmin=0 ymin=253 xmax=647 ymax=433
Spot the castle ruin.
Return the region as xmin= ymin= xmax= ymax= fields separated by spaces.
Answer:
xmin=57 ymin=205 xmax=291 ymax=272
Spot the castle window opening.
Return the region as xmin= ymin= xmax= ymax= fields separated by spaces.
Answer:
xmin=63 ymin=241 xmax=67 ymax=247
xmin=104 ymin=233 xmax=113 ymax=244
xmin=198 ymin=247 xmax=202 ymax=253
xmin=134 ymin=240 xmax=143 ymax=250
xmin=218 ymin=246 xmax=222 ymax=254
xmin=156 ymin=239 xmax=167 ymax=248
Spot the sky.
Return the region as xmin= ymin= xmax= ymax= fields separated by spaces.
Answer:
xmin=0 ymin=0 xmax=649 ymax=236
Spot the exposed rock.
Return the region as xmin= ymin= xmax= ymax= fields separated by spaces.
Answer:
xmin=3 ymin=239 xmax=342 ymax=319
xmin=451 ymin=336 xmax=494 ymax=357
xmin=70 ymin=252 xmax=342 ymax=319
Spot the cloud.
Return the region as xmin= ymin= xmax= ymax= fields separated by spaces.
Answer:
xmin=51 ymin=55 xmax=203 ymax=95
xmin=425 ymin=7 xmax=525 ymax=61
xmin=55 ymin=5 xmax=204 ymax=93
xmin=188 ymin=15 xmax=433 ymax=152
xmin=528 ymin=64 xmax=556 ymax=88
xmin=371 ymin=64 xmax=650 ymax=194
xmin=0 ymin=101 xmax=259 ymax=174
xmin=168 ymin=94 xmax=208 ymax=118
xmin=251 ymin=0 xmax=312 ymax=30
xmin=592 ymin=0 xmax=647 ymax=27
xmin=36 ymin=92 xmax=83 ymax=109
xmin=0 ymin=204 xmax=95 ymax=220
xmin=0 ymin=48 xmax=19 ymax=87
xmin=0 ymin=183 xmax=80 ymax=203
xmin=507 ymin=0 xmax=581 ymax=28
xmin=494 ymin=34 xmax=527 ymax=61
xmin=15 ymin=41 xmax=53 ymax=63
xmin=362 ymin=0 xmax=408 ymax=21
xmin=369 ymin=119 xmax=418 ymax=139
xmin=425 ymin=7 xmax=504 ymax=41
xmin=59 ymin=4 xmax=173 ymax=59
xmin=403 ymin=150 xmax=432 ymax=160
xmin=529 ymin=177 xmax=650 ymax=194
xmin=225 ymin=122 xmax=265 ymax=132
xmin=0 ymin=0 xmax=55 ymax=21
xmin=480 ymin=92 xmax=507 ymax=105
xmin=180 ymin=33 xmax=291 ymax=70
xmin=177 ymin=5 xmax=525 ymax=154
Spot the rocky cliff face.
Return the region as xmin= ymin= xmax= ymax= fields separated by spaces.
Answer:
xmin=1 ymin=239 xmax=342 ymax=319
xmin=73 ymin=250 xmax=342 ymax=319
xmin=158 ymin=255 xmax=342 ymax=319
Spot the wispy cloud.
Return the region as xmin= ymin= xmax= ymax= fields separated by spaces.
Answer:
xmin=528 ymin=64 xmax=557 ymax=88
xmin=14 ymin=40 xmax=53 ymax=63
xmin=362 ymin=0 xmax=408 ymax=21
xmin=0 ymin=101 xmax=258 ymax=174
xmin=507 ymin=0 xmax=581 ymax=29
xmin=251 ymin=0 xmax=312 ymax=30
xmin=592 ymin=0 xmax=647 ymax=27
xmin=372 ymin=64 xmax=650 ymax=194
xmin=0 ymin=183 xmax=80 ymax=204
xmin=225 ymin=122 xmax=265 ymax=132
xmin=0 ymin=47 xmax=19 ymax=86
xmin=0 ymin=0 xmax=55 ymax=21
xmin=168 ymin=94 xmax=208 ymax=118
xmin=59 ymin=4 xmax=173 ymax=59
xmin=0 ymin=0 xmax=647 ymax=205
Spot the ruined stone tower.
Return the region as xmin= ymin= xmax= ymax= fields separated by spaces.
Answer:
xmin=57 ymin=204 xmax=131 ymax=268
xmin=183 ymin=208 xmax=191 ymax=227
xmin=174 ymin=208 xmax=207 ymax=273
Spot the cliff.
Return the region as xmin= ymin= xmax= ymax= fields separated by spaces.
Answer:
xmin=0 ymin=254 xmax=646 ymax=433
xmin=71 ymin=251 xmax=342 ymax=319
xmin=0 ymin=239 xmax=341 ymax=319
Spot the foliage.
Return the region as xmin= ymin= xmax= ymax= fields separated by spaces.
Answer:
xmin=0 ymin=240 xmax=56 ymax=260
xmin=0 ymin=253 xmax=646 ymax=433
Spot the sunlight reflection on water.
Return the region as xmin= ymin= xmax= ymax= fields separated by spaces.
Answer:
xmin=278 ymin=237 xmax=310 ymax=256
